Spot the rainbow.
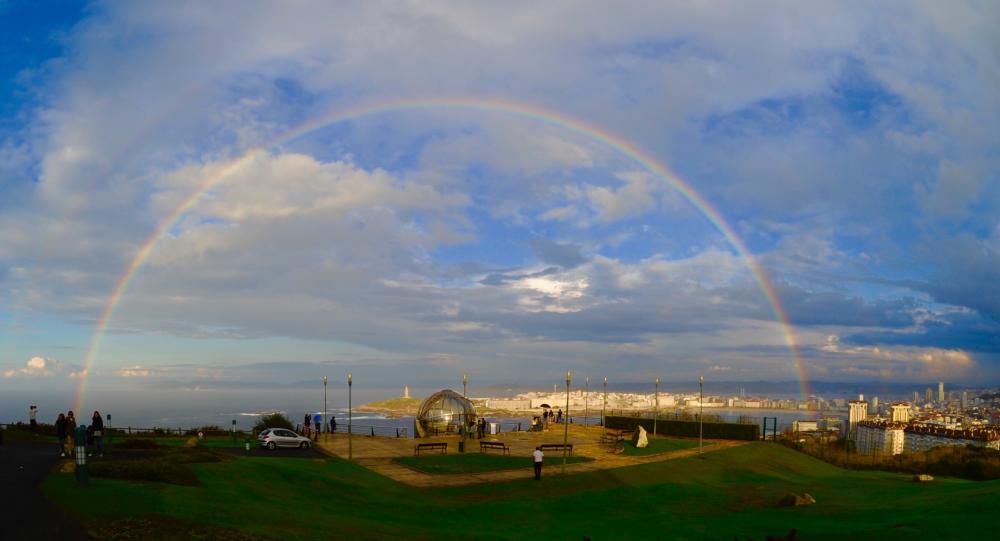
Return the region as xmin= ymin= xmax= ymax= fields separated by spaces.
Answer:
xmin=74 ymin=96 xmax=807 ymax=412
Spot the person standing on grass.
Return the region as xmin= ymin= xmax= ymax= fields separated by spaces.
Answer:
xmin=303 ymin=413 xmax=311 ymax=437
xmin=313 ymin=413 xmax=321 ymax=441
xmin=329 ymin=416 xmax=336 ymax=434
xmin=29 ymin=405 xmax=38 ymax=432
xmin=66 ymin=411 xmax=76 ymax=453
xmin=55 ymin=413 xmax=68 ymax=457
xmin=533 ymin=446 xmax=544 ymax=480
xmin=90 ymin=411 xmax=104 ymax=457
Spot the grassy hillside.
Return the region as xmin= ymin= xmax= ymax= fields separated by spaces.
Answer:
xmin=358 ymin=396 xmax=422 ymax=412
xmin=45 ymin=442 xmax=1000 ymax=540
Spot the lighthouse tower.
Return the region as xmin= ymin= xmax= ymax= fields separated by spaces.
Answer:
xmin=404 ymin=385 xmax=410 ymax=399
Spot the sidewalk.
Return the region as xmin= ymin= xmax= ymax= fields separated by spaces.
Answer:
xmin=0 ymin=439 xmax=90 ymax=540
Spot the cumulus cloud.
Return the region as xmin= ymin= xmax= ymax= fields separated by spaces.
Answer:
xmin=3 ymin=356 xmax=84 ymax=379
xmin=0 ymin=1 xmax=996 ymax=384
xmin=117 ymin=366 xmax=154 ymax=378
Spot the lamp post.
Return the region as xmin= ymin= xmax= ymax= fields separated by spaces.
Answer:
xmin=654 ymin=377 xmax=659 ymax=436
xmin=602 ymin=376 xmax=608 ymax=434
xmin=563 ymin=371 xmax=571 ymax=474
xmin=323 ymin=376 xmax=328 ymax=442
xmin=699 ymin=375 xmax=704 ymax=457
xmin=348 ymin=373 xmax=353 ymax=461
xmin=585 ymin=376 xmax=589 ymax=427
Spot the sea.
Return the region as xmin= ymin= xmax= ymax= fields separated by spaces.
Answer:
xmin=0 ymin=387 xmax=832 ymax=437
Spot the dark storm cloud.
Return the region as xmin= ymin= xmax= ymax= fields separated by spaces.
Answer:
xmin=843 ymin=311 xmax=1000 ymax=354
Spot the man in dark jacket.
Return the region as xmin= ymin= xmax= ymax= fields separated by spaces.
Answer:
xmin=55 ymin=413 xmax=68 ymax=457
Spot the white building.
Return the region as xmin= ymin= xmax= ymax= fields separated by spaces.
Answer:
xmin=938 ymin=381 xmax=945 ymax=402
xmin=857 ymin=421 xmax=906 ymax=455
xmin=856 ymin=421 xmax=1000 ymax=455
xmin=890 ymin=403 xmax=911 ymax=424
xmin=903 ymin=426 xmax=1000 ymax=453
xmin=847 ymin=400 xmax=868 ymax=441
xmin=793 ymin=420 xmax=819 ymax=432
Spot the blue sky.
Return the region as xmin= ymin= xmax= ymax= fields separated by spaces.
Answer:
xmin=1 ymin=1 xmax=998 ymax=394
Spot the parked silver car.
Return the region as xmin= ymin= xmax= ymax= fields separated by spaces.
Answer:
xmin=257 ymin=428 xmax=311 ymax=449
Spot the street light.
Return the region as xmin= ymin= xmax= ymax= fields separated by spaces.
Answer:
xmin=348 ymin=373 xmax=353 ymax=461
xmin=602 ymin=376 xmax=608 ymax=435
xmin=563 ymin=371 xmax=571 ymax=474
xmin=460 ymin=373 xmax=469 ymax=453
xmin=323 ymin=376 xmax=328 ymax=443
xmin=585 ymin=376 xmax=589 ymax=427
xmin=654 ymin=377 xmax=659 ymax=436
xmin=699 ymin=375 xmax=704 ymax=457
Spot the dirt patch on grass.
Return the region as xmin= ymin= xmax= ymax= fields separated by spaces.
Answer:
xmin=87 ymin=515 xmax=274 ymax=541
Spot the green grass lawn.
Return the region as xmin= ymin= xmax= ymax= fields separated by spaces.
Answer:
xmin=621 ymin=436 xmax=703 ymax=456
xmin=116 ymin=435 xmax=248 ymax=449
xmin=1 ymin=427 xmax=57 ymax=443
xmin=45 ymin=442 xmax=1000 ymax=540
xmin=395 ymin=453 xmax=592 ymax=474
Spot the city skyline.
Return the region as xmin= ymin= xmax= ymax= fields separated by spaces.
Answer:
xmin=1 ymin=1 xmax=998 ymax=400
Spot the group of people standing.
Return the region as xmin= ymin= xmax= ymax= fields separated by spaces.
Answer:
xmin=52 ymin=409 xmax=105 ymax=458
xmin=301 ymin=413 xmax=337 ymax=440
xmin=467 ymin=416 xmax=489 ymax=439
xmin=544 ymin=408 xmax=564 ymax=424
xmin=530 ymin=408 xmax=564 ymax=431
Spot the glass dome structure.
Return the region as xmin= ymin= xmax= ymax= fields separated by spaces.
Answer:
xmin=414 ymin=389 xmax=477 ymax=438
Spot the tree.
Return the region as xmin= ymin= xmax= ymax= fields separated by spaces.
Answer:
xmin=253 ymin=412 xmax=294 ymax=433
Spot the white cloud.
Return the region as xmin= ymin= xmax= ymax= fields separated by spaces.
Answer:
xmin=585 ymin=172 xmax=659 ymax=223
xmin=0 ymin=1 xmax=996 ymax=384
xmin=3 ymin=356 xmax=82 ymax=379
xmin=117 ymin=366 xmax=153 ymax=378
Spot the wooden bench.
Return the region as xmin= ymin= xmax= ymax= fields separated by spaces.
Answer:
xmin=539 ymin=443 xmax=574 ymax=455
xmin=479 ymin=441 xmax=509 ymax=455
xmin=414 ymin=442 xmax=448 ymax=455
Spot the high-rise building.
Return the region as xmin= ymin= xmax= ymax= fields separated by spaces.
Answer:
xmin=890 ymin=403 xmax=910 ymax=423
xmin=925 ymin=388 xmax=933 ymax=403
xmin=847 ymin=400 xmax=868 ymax=442
xmin=938 ymin=382 xmax=945 ymax=402
xmin=872 ymin=396 xmax=880 ymax=412
xmin=961 ymin=391 xmax=968 ymax=410
xmin=912 ymin=391 xmax=919 ymax=404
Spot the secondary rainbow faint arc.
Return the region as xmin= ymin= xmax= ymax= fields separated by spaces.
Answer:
xmin=74 ymin=96 xmax=807 ymax=411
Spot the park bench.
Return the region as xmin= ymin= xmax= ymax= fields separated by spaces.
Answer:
xmin=414 ymin=442 xmax=448 ymax=455
xmin=539 ymin=443 xmax=574 ymax=455
xmin=479 ymin=441 xmax=509 ymax=455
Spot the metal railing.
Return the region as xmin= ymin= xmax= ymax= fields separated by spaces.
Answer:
xmin=328 ymin=424 xmax=408 ymax=438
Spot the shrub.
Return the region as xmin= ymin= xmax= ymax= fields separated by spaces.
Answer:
xmin=252 ymin=413 xmax=294 ymax=433
xmin=606 ymin=415 xmax=760 ymax=440
xmin=117 ymin=438 xmax=160 ymax=449
xmin=89 ymin=459 xmax=198 ymax=486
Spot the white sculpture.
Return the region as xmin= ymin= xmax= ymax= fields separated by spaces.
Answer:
xmin=633 ymin=425 xmax=649 ymax=448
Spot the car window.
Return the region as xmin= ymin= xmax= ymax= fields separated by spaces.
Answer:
xmin=277 ymin=429 xmax=295 ymax=437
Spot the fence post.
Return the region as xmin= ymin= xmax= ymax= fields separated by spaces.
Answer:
xmin=396 ymin=428 xmax=400 ymax=438
xmin=370 ymin=426 xmax=375 ymax=437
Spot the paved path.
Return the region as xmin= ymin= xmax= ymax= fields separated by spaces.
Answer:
xmin=315 ymin=427 xmax=748 ymax=488
xmin=357 ymin=439 xmax=746 ymax=488
xmin=0 ymin=439 xmax=90 ymax=540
